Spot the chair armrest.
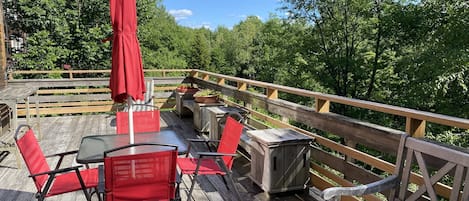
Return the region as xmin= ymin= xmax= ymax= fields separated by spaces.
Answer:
xmin=321 ymin=175 xmax=399 ymax=200
xmin=29 ymin=165 xmax=83 ymax=178
xmin=185 ymin=139 xmax=220 ymax=156
xmin=197 ymin=152 xmax=237 ymax=158
xmin=98 ymin=165 xmax=105 ymax=197
xmin=45 ymin=150 xmax=79 ymax=170
xmin=45 ymin=150 xmax=78 ymax=158
xmin=186 ymin=138 xmax=220 ymax=143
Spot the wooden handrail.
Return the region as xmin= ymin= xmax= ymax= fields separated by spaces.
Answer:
xmin=8 ymin=69 xmax=465 ymax=199
xmin=9 ymin=69 xmax=192 ymax=78
xmin=191 ymin=69 xmax=469 ymax=134
xmin=9 ymin=68 xmax=469 ymax=132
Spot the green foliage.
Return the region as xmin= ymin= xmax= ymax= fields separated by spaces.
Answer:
xmin=188 ymin=30 xmax=211 ymax=70
xmin=138 ymin=2 xmax=188 ymax=69
xmin=193 ymin=89 xmax=220 ymax=97
xmin=9 ymin=0 xmax=111 ymax=74
xmin=6 ymin=0 xmax=468 ymax=143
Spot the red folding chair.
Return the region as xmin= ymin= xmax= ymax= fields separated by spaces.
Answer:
xmin=177 ymin=116 xmax=244 ymax=201
xmin=116 ymin=108 xmax=160 ymax=134
xmin=14 ymin=125 xmax=98 ymax=201
xmin=98 ymin=143 xmax=179 ymax=201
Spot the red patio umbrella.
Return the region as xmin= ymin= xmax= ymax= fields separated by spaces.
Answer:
xmin=109 ymin=0 xmax=146 ymax=144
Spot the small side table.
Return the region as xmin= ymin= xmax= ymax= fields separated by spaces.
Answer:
xmin=192 ymin=102 xmax=225 ymax=133
xmin=247 ymin=128 xmax=313 ymax=193
xmin=0 ymin=85 xmax=40 ymax=168
xmin=206 ymin=106 xmax=249 ymax=141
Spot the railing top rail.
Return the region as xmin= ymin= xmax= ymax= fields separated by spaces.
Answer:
xmin=192 ymin=69 xmax=469 ymax=130
xmin=7 ymin=69 xmax=469 ymax=130
xmin=11 ymin=69 xmax=192 ymax=74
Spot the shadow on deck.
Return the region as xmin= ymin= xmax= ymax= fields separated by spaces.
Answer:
xmin=0 ymin=111 xmax=314 ymax=201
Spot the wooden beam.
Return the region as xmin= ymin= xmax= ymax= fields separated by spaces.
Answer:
xmin=266 ymin=88 xmax=278 ymax=99
xmin=37 ymin=88 xmax=111 ymax=94
xmin=0 ymin=1 xmax=6 ymax=89
xmin=18 ymin=105 xmax=113 ymax=116
xmin=237 ymin=82 xmax=247 ymax=91
xmin=316 ymin=98 xmax=330 ymax=113
xmin=202 ymin=73 xmax=209 ymax=80
xmin=192 ymin=70 xmax=469 ymax=130
xmin=217 ymin=78 xmax=225 ymax=85
xmin=406 ymin=117 xmax=426 ymax=138
xmin=190 ymin=70 xmax=198 ymax=78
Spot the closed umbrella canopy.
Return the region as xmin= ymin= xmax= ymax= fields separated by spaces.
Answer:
xmin=109 ymin=0 xmax=145 ymax=103
xmin=109 ymin=0 xmax=145 ymax=144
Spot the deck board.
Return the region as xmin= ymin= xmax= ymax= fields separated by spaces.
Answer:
xmin=0 ymin=112 xmax=314 ymax=201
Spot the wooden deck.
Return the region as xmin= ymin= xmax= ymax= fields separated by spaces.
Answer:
xmin=0 ymin=111 xmax=313 ymax=201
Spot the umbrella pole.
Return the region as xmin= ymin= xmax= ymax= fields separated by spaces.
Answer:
xmin=128 ymin=96 xmax=134 ymax=144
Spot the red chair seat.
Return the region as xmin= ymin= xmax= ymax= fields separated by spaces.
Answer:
xmin=47 ymin=168 xmax=98 ymax=197
xmin=177 ymin=116 xmax=244 ymax=201
xmin=14 ymin=125 xmax=98 ymax=201
xmin=177 ymin=158 xmax=226 ymax=175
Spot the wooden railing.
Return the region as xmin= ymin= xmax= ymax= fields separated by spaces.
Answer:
xmin=7 ymin=69 xmax=469 ymax=200
xmin=8 ymin=69 xmax=192 ymax=80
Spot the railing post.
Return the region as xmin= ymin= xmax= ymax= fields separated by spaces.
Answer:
xmin=217 ymin=78 xmax=226 ymax=99
xmin=237 ymin=82 xmax=247 ymax=91
xmin=266 ymin=88 xmax=278 ymax=99
xmin=237 ymin=81 xmax=250 ymax=109
xmin=202 ymin=73 xmax=209 ymax=81
xmin=69 ymin=70 xmax=73 ymax=79
xmin=217 ymin=78 xmax=225 ymax=85
xmin=190 ymin=71 xmax=198 ymax=78
xmin=315 ymin=98 xmax=330 ymax=113
xmin=344 ymin=139 xmax=357 ymax=180
xmin=406 ymin=117 xmax=426 ymax=138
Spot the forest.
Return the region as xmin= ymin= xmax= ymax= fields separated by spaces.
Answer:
xmin=3 ymin=0 xmax=468 ymax=143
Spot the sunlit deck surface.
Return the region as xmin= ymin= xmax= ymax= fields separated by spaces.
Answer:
xmin=0 ymin=111 xmax=313 ymax=201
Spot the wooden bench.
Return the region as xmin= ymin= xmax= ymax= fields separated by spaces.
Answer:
xmin=311 ymin=134 xmax=469 ymax=201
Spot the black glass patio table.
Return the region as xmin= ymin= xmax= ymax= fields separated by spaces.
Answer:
xmin=76 ymin=130 xmax=187 ymax=164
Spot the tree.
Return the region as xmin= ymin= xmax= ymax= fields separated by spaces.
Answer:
xmin=188 ymin=30 xmax=210 ymax=70
xmin=9 ymin=0 xmax=111 ymax=76
xmin=138 ymin=2 xmax=189 ymax=69
xmin=232 ymin=16 xmax=263 ymax=78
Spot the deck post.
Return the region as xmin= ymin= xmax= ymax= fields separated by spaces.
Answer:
xmin=267 ymin=88 xmax=278 ymax=99
xmin=0 ymin=2 xmax=6 ymax=90
xmin=406 ymin=117 xmax=426 ymax=138
xmin=315 ymin=98 xmax=330 ymax=113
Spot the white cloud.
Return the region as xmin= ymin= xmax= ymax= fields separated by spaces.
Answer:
xmin=169 ymin=9 xmax=193 ymax=21
xmin=237 ymin=14 xmax=247 ymax=19
xmin=192 ymin=22 xmax=212 ymax=30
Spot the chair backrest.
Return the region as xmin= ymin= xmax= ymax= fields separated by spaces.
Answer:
xmin=217 ymin=116 xmax=244 ymax=169
xmin=14 ymin=125 xmax=50 ymax=191
xmin=104 ymin=143 xmax=178 ymax=201
xmin=390 ymin=137 xmax=469 ymax=201
xmin=116 ymin=110 xmax=160 ymax=134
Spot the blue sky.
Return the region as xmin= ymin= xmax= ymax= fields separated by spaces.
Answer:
xmin=161 ymin=0 xmax=285 ymax=30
